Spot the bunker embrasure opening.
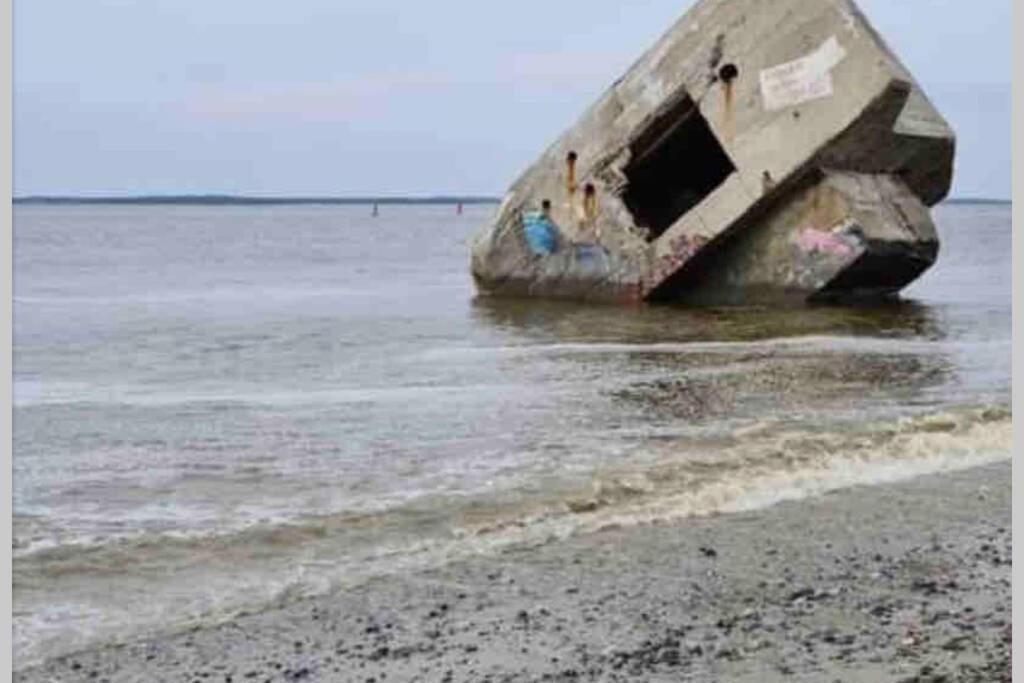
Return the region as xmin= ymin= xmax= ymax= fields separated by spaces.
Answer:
xmin=622 ymin=94 xmax=735 ymax=241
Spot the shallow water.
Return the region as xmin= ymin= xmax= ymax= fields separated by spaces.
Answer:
xmin=12 ymin=202 xmax=1012 ymax=668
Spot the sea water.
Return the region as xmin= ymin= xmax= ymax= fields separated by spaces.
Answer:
xmin=12 ymin=201 xmax=1012 ymax=668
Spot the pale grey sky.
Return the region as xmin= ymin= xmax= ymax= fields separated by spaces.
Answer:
xmin=13 ymin=0 xmax=1012 ymax=198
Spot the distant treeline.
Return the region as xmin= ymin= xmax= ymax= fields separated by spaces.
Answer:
xmin=13 ymin=195 xmax=1008 ymax=206
xmin=14 ymin=195 xmax=502 ymax=206
xmin=944 ymin=198 xmax=1012 ymax=205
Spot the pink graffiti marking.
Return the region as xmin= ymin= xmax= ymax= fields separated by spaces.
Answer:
xmin=795 ymin=228 xmax=854 ymax=257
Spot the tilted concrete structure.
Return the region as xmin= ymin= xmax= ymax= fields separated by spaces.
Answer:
xmin=470 ymin=0 xmax=954 ymax=304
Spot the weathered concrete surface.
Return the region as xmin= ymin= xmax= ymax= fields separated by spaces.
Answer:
xmin=470 ymin=0 xmax=953 ymax=304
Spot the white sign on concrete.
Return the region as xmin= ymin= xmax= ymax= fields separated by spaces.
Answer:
xmin=759 ymin=36 xmax=847 ymax=111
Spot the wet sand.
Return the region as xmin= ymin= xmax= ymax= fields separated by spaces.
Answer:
xmin=18 ymin=461 xmax=1011 ymax=683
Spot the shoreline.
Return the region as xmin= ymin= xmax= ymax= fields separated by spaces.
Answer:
xmin=17 ymin=460 xmax=1011 ymax=682
xmin=12 ymin=197 xmax=1008 ymax=206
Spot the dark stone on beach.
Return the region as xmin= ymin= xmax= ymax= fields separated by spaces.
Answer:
xmin=868 ymin=602 xmax=892 ymax=618
xmin=714 ymin=646 xmax=740 ymax=661
xmin=367 ymin=646 xmax=391 ymax=661
xmin=941 ymin=635 xmax=972 ymax=652
xmin=699 ymin=546 xmax=718 ymax=558
xmin=911 ymin=578 xmax=941 ymax=594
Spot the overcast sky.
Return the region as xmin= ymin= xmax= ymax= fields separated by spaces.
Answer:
xmin=13 ymin=0 xmax=1012 ymax=199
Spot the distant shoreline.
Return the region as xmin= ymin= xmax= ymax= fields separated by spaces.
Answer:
xmin=942 ymin=198 xmax=1013 ymax=205
xmin=12 ymin=195 xmax=1009 ymax=206
xmin=13 ymin=195 xmax=502 ymax=206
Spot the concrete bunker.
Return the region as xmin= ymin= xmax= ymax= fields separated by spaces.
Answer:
xmin=622 ymin=93 xmax=735 ymax=241
xmin=470 ymin=0 xmax=955 ymax=304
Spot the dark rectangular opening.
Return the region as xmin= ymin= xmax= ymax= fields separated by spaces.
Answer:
xmin=623 ymin=94 xmax=735 ymax=241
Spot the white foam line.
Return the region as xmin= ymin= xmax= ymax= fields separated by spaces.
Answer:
xmin=575 ymin=417 xmax=1013 ymax=535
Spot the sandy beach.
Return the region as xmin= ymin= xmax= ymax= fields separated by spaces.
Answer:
xmin=16 ymin=460 xmax=1010 ymax=683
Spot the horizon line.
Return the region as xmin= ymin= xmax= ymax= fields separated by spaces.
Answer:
xmin=12 ymin=194 xmax=1011 ymax=206
xmin=13 ymin=194 xmax=503 ymax=205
